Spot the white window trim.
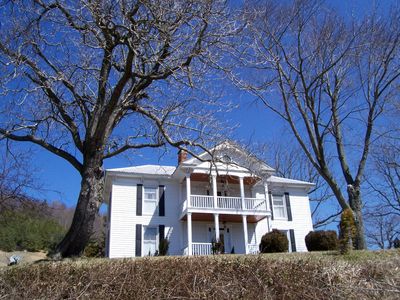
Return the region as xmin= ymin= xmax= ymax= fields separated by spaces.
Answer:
xmin=143 ymin=186 xmax=159 ymax=216
xmin=272 ymin=194 xmax=288 ymax=220
xmin=142 ymin=225 xmax=159 ymax=257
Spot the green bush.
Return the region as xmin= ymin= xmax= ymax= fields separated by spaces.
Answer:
xmin=158 ymin=238 xmax=169 ymax=256
xmin=0 ymin=210 xmax=65 ymax=252
xmin=259 ymin=229 xmax=288 ymax=253
xmin=305 ymin=230 xmax=338 ymax=251
xmin=211 ymin=238 xmax=224 ymax=254
xmin=84 ymin=239 xmax=105 ymax=257
xmin=394 ymin=238 xmax=400 ymax=249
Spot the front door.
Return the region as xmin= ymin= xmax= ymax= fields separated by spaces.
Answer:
xmin=208 ymin=225 xmax=231 ymax=253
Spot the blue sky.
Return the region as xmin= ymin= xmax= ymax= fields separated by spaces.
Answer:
xmin=3 ymin=0 xmax=397 ymax=216
xmin=26 ymin=88 xmax=282 ymax=206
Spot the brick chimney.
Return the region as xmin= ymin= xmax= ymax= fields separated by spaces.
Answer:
xmin=178 ymin=149 xmax=188 ymax=165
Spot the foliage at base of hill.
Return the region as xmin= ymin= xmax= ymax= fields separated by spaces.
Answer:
xmin=305 ymin=230 xmax=339 ymax=251
xmin=340 ymin=208 xmax=357 ymax=254
xmin=0 ymin=251 xmax=399 ymax=299
xmin=0 ymin=210 xmax=65 ymax=252
xmin=83 ymin=238 xmax=106 ymax=258
xmin=259 ymin=229 xmax=288 ymax=253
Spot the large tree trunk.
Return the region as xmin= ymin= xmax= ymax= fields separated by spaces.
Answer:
xmin=347 ymin=184 xmax=366 ymax=250
xmin=53 ymin=156 xmax=104 ymax=257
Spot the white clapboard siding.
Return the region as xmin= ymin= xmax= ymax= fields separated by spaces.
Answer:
xmin=107 ymin=170 xmax=314 ymax=257
xmin=265 ymin=187 xmax=314 ymax=252
xmin=109 ymin=179 xmax=136 ymax=258
xmin=109 ymin=177 xmax=183 ymax=258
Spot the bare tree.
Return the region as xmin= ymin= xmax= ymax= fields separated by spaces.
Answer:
xmin=264 ymin=141 xmax=339 ymax=228
xmin=367 ymin=142 xmax=400 ymax=215
xmin=240 ymin=0 xmax=400 ymax=249
xmin=48 ymin=200 xmax=75 ymax=230
xmin=364 ymin=208 xmax=400 ymax=249
xmin=0 ymin=144 xmax=41 ymax=210
xmin=0 ymin=0 xmax=236 ymax=257
xmin=364 ymin=136 xmax=400 ymax=248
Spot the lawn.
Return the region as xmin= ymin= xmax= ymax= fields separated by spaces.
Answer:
xmin=0 ymin=250 xmax=399 ymax=299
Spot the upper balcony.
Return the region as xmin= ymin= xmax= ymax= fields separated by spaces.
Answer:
xmin=183 ymin=194 xmax=268 ymax=213
xmin=180 ymin=171 xmax=271 ymax=220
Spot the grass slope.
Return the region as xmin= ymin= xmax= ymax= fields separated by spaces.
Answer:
xmin=0 ymin=250 xmax=399 ymax=299
xmin=0 ymin=251 xmax=47 ymax=267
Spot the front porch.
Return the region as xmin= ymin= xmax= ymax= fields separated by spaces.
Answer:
xmin=186 ymin=242 xmax=259 ymax=256
xmin=182 ymin=220 xmax=260 ymax=255
xmin=180 ymin=171 xmax=271 ymax=255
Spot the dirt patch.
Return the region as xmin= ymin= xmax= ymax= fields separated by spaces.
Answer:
xmin=0 ymin=250 xmax=47 ymax=267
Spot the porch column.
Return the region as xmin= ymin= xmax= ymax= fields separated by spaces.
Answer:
xmin=187 ymin=212 xmax=192 ymax=255
xmin=212 ymin=174 xmax=218 ymax=208
xmin=239 ymin=176 xmax=245 ymax=210
xmin=214 ymin=213 xmax=219 ymax=241
xmin=242 ymin=215 xmax=249 ymax=254
xmin=264 ymin=183 xmax=270 ymax=211
xmin=186 ymin=173 xmax=191 ymax=208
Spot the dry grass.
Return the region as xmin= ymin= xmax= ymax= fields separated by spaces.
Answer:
xmin=0 ymin=251 xmax=47 ymax=267
xmin=0 ymin=250 xmax=399 ymax=299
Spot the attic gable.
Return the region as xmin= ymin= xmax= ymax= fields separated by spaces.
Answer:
xmin=181 ymin=141 xmax=275 ymax=174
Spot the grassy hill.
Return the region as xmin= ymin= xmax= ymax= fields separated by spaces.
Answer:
xmin=0 ymin=250 xmax=399 ymax=299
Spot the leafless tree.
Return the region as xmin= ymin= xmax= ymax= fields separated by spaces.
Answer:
xmin=0 ymin=143 xmax=41 ymax=210
xmin=363 ymin=136 xmax=400 ymax=248
xmin=263 ymin=141 xmax=339 ymax=228
xmin=364 ymin=208 xmax=400 ymax=249
xmin=48 ymin=200 xmax=75 ymax=230
xmin=367 ymin=141 xmax=400 ymax=216
xmin=0 ymin=0 xmax=237 ymax=257
xmin=240 ymin=0 xmax=400 ymax=249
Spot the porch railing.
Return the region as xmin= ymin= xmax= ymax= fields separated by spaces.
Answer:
xmin=192 ymin=243 xmax=212 ymax=256
xmin=248 ymin=244 xmax=259 ymax=254
xmin=190 ymin=243 xmax=259 ymax=255
xmin=190 ymin=195 xmax=214 ymax=208
xmin=188 ymin=195 xmax=268 ymax=212
xmin=244 ymin=198 xmax=267 ymax=211
xmin=217 ymin=196 xmax=242 ymax=209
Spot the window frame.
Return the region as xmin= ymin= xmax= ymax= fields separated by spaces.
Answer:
xmin=272 ymin=194 xmax=288 ymax=220
xmin=142 ymin=225 xmax=159 ymax=256
xmin=142 ymin=186 xmax=159 ymax=215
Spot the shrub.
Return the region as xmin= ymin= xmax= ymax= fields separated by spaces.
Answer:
xmin=0 ymin=210 xmax=65 ymax=252
xmin=339 ymin=209 xmax=357 ymax=254
xmin=394 ymin=238 xmax=400 ymax=249
xmin=259 ymin=229 xmax=288 ymax=253
xmin=84 ymin=239 xmax=105 ymax=258
xmin=158 ymin=238 xmax=169 ymax=256
xmin=211 ymin=238 xmax=224 ymax=254
xmin=305 ymin=230 xmax=338 ymax=251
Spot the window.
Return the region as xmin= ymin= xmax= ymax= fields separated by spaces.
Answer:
xmin=272 ymin=194 xmax=287 ymax=219
xmin=143 ymin=187 xmax=158 ymax=215
xmin=221 ymin=154 xmax=232 ymax=163
xmin=143 ymin=226 xmax=157 ymax=256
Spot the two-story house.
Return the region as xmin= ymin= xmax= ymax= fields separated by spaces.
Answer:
xmin=104 ymin=142 xmax=314 ymax=258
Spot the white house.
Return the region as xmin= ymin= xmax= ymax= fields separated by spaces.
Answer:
xmin=104 ymin=142 xmax=315 ymax=258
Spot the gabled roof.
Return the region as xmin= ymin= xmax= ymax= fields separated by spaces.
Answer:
xmin=181 ymin=141 xmax=275 ymax=173
xmin=267 ymin=176 xmax=315 ymax=188
xmin=107 ymin=165 xmax=176 ymax=176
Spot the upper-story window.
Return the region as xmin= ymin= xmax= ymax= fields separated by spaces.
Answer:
xmin=143 ymin=187 xmax=158 ymax=215
xmin=221 ymin=154 xmax=232 ymax=163
xmin=272 ymin=194 xmax=287 ymax=219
